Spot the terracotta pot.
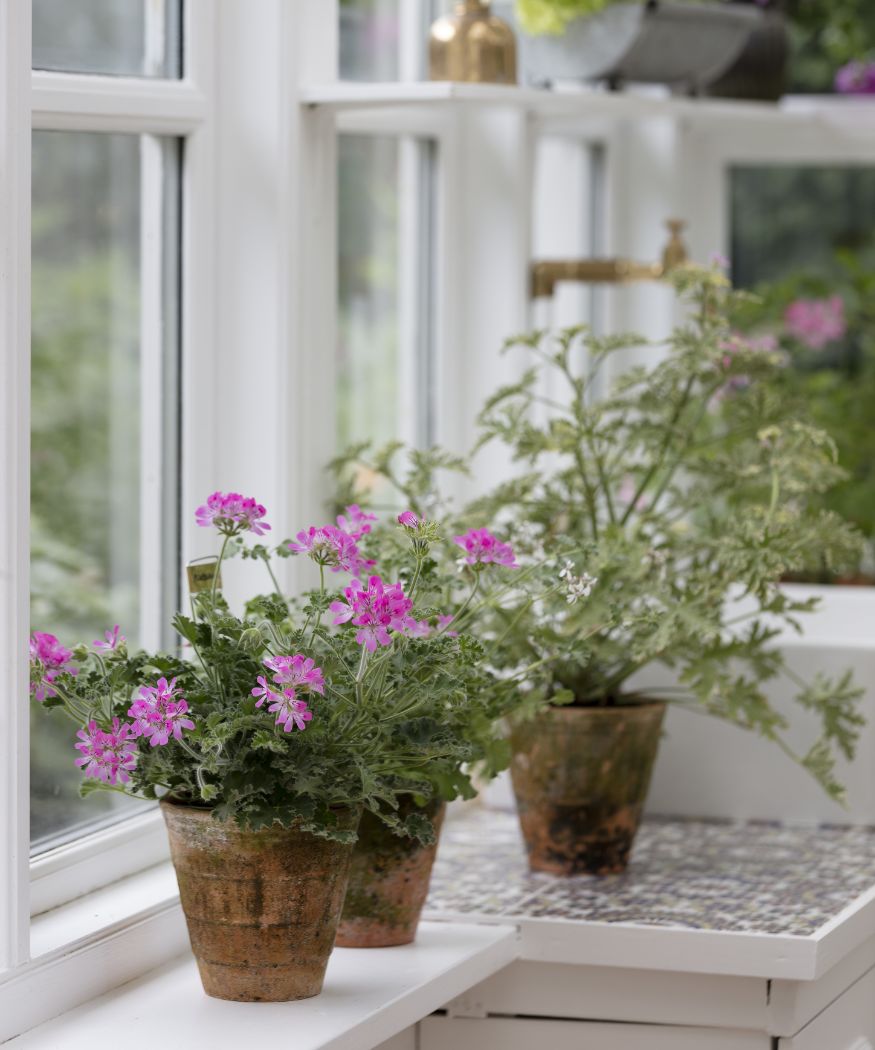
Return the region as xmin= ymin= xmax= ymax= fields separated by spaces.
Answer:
xmin=161 ymin=801 xmax=357 ymax=1001
xmin=335 ymin=798 xmax=445 ymax=948
xmin=510 ymin=702 xmax=665 ymax=876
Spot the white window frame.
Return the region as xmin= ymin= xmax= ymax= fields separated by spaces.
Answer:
xmin=1 ymin=0 xmax=339 ymax=1038
xmin=27 ymin=5 xmax=211 ymax=912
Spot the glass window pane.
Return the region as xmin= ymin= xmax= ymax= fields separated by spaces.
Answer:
xmin=339 ymin=0 xmax=401 ymax=81
xmin=31 ymin=131 xmax=180 ymax=851
xmin=337 ymin=135 xmax=436 ymax=496
xmin=33 ymin=0 xmax=182 ymax=78
xmin=730 ymin=166 xmax=875 ymax=577
xmin=338 ymin=135 xmax=403 ymax=452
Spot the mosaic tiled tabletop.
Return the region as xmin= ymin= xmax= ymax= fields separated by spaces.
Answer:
xmin=424 ymin=807 xmax=875 ymax=937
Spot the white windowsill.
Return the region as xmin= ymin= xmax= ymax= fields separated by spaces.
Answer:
xmin=10 ymin=923 xmax=519 ymax=1050
xmin=30 ymin=859 xmax=178 ymax=959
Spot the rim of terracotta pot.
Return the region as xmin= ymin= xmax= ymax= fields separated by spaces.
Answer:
xmin=540 ymin=699 xmax=666 ymax=717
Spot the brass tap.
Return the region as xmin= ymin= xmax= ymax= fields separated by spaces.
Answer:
xmin=531 ymin=219 xmax=689 ymax=299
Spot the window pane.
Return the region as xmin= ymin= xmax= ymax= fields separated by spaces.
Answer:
xmin=338 ymin=136 xmax=402 ymax=451
xmin=33 ymin=0 xmax=182 ymax=78
xmin=339 ymin=0 xmax=401 ymax=81
xmin=31 ymin=131 xmax=180 ymax=851
xmin=730 ymin=166 xmax=875 ymax=575
xmin=338 ymin=135 xmax=436 ymax=463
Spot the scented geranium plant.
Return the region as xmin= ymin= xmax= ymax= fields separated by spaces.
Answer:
xmin=335 ymin=266 xmax=866 ymax=801
xmin=731 ymin=244 xmax=875 ymax=577
xmin=29 ymin=491 xmax=534 ymax=840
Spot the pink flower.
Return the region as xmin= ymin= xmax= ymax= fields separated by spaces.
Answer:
xmin=329 ymin=575 xmax=416 ymax=652
xmin=74 ymin=718 xmax=138 ymax=785
xmin=436 ymin=614 xmax=459 ymax=638
xmin=251 ymin=675 xmax=279 ymax=708
xmin=835 ymin=61 xmax=875 ymax=95
xmin=287 ymin=524 xmax=374 ymax=575
xmin=265 ymin=690 xmax=313 ymax=733
xmin=127 ymin=676 xmax=195 ymax=747
xmin=29 ymin=631 xmax=78 ymax=702
xmin=398 ymin=510 xmax=419 ymax=528
xmin=195 ymin=491 xmax=271 ymax=536
xmin=262 ymin=654 xmax=325 ymax=695
xmin=94 ymin=625 xmax=125 ymax=651
xmin=784 ymin=297 xmax=846 ymax=351
xmin=453 ymin=528 xmax=518 ymax=569
xmin=336 ymin=504 xmax=377 ymax=541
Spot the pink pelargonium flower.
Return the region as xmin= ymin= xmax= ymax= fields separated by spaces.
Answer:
xmin=195 ymin=491 xmax=271 ymax=536
xmin=127 ymin=676 xmax=195 ymax=747
xmin=94 ymin=625 xmax=125 ymax=651
xmin=783 ymin=297 xmax=846 ymax=351
xmin=29 ymin=631 xmax=78 ymax=702
xmin=835 ymin=61 xmax=875 ymax=96
xmin=330 ymin=575 xmax=416 ymax=652
xmin=336 ymin=504 xmax=377 ymax=542
xmin=262 ymin=654 xmax=325 ymax=695
xmin=74 ymin=718 xmax=138 ymax=786
xmin=397 ymin=510 xmax=419 ymax=528
xmin=453 ymin=528 xmax=518 ymax=569
xmin=266 ymin=690 xmax=313 ymax=733
xmin=287 ymin=524 xmax=374 ymax=575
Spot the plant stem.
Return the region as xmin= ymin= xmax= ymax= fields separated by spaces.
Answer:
xmin=210 ymin=533 xmax=232 ymax=610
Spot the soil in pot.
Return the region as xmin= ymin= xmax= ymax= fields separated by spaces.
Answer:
xmin=335 ymin=798 xmax=445 ymax=948
xmin=510 ymin=702 xmax=665 ymax=876
xmin=161 ymin=801 xmax=358 ymax=1002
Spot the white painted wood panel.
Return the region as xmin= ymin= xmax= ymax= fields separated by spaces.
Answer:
xmin=779 ymin=966 xmax=875 ymax=1050
xmin=444 ymin=960 xmax=769 ymax=1030
xmin=374 ymin=1028 xmax=416 ymax=1050
xmin=421 ymin=1015 xmax=770 ymax=1049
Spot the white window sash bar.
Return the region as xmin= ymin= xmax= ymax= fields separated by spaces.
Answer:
xmin=0 ymin=0 xmax=33 ymax=973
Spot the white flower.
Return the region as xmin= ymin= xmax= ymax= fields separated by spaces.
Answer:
xmin=558 ymin=559 xmax=576 ymax=581
xmin=565 ymin=572 xmax=598 ymax=604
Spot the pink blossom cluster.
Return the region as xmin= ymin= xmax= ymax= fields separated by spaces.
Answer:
xmin=195 ymin=491 xmax=271 ymax=536
xmin=835 ymin=61 xmax=875 ymax=95
xmin=783 ymin=296 xmax=846 ymax=351
xmin=330 ymin=575 xmax=417 ymax=652
xmin=74 ymin=718 xmax=138 ymax=785
xmin=335 ymin=504 xmax=377 ymax=541
xmin=454 ymin=528 xmax=518 ymax=569
xmin=29 ymin=631 xmax=78 ymax=702
xmin=252 ymin=653 xmax=322 ymax=732
xmin=288 ymin=524 xmax=374 ymax=575
xmin=128 ymin=677 xmax=196 ymax=747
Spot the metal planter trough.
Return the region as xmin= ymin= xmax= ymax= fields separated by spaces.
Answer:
xmin=513 ymin=1 xmax=762 ymax=93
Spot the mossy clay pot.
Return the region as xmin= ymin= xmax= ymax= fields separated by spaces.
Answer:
xmin=510 ymin=702 xmax=666 ymax=876
xmin=335 ymin=798 xmax=446 ymax=948
xmin=161 ymin=801 xmax=357 ymax=1001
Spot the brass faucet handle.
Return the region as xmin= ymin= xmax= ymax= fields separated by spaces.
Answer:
xmin=662 ymin=219 xmax=688 ymax=274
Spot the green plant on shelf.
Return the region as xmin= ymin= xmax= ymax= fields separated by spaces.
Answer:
xmin=731 ymin=242 xmax=875 ymax=579
xmin=334 ymin=264 xmax=865 ymax=802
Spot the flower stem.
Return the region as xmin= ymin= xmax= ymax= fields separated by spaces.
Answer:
xmin=210 ymin=533 xmax=232 ymax=610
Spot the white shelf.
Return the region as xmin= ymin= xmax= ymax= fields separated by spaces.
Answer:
xmin=301 ymin=81 xmax=875 ymax=135
xmin=10 ymin=922 xmax=518 ymax=1050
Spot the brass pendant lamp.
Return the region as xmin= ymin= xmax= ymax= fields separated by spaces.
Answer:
xmin=429 ymin=1 xmax=517 ymax=85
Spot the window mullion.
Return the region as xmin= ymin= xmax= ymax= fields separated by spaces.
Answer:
xmin=0 ymin=0 xmax=33 ymax=972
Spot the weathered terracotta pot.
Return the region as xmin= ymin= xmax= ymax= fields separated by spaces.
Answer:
xmin=510 ymin=702 xmax=666 ymax=876
xmin=335 ymin=798 xmax=445 ymax=948
xmin=161 ymin=801 xmax=357 ymax=1001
